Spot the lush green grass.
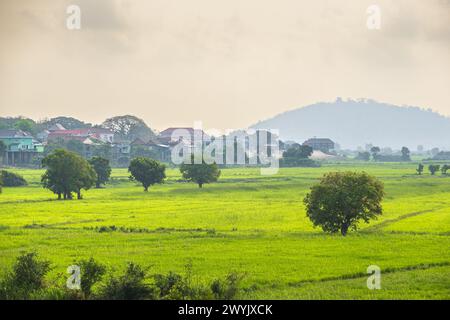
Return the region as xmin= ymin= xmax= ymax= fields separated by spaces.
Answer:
xmin=0 ymin=163 xmax=449 ymax=299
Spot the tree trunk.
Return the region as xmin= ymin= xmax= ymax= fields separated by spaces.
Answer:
xmin=144 ymin=186 xmax=148 ymax=192
xmin=198 ymin=183 xmax=203 ymax=188
xmin=77 ymin=190 xmax=82 ymax=199
xmin=57 ymin=192 xmax=61 ymax=200
xmin=341 ymin=225 xmax=349 ymax=236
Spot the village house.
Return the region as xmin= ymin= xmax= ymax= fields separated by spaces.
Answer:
xmin=158 ymin=127 xmax=209 ymax=144
xmin=130 ymin=138 xmax=171 ymax=162
xmin=36 ymin=123 xmax=66 ymax=142
xmin=47 ymin=127 xmax=114 ymax=144
xmin=0 ymin=129 xmax=43 ymax=166
xmin=303 ymin=138 xmax=335 ymax=153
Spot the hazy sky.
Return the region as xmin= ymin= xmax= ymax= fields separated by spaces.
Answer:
xmin=0 ymin=0 xmax=449 ymax=131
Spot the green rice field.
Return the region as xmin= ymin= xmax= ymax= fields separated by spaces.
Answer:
xmin=0 ymin=163 xmax=449 ymax=299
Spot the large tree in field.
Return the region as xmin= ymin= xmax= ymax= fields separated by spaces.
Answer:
xmin=180 ymin=160 xmax=221 ymax=188
xmin=41 ymin=149 xmax=96 ymax=200
xmin=428 ymin=164 xmax=440 ymax=175
xmin=401 ymin=147 xmax=411 ymax=161
xmin=128 ymin=157 xmax=166 ymax=191
xmin=304 ymin=172 xmax=384 ymax=236
xmin=89 ymin=156 xmax=112 ymax=188
xmin=370 ymin=146 xmax=380 ymax=160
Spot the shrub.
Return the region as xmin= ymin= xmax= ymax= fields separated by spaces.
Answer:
xmin=153 ymin=271 xmax=188 ymax=299
xmin=428 ymin=164 xmax=440 ymax=175
xmin=1 ymin=170 xmax=28 ymax=187
xmin=77 ymin=258 xmax=106 ymax=298
xmin=0 ymin=252 xmax=51 ymax=299
xmin=210 ymin=272 xmax=244 ymax=300
xmin=100 ymin=262 xmax=156 ymax=300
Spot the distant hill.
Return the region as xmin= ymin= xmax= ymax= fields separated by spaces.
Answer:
xmin=251 ymin=99 xmax=450 ymax=150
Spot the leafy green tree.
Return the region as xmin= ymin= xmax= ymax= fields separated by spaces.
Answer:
xmin=89 ymin=157 xmax=112 ymax=188
xmin=401 ymin=147 xmax=411 ymax=161
xmin=304 ymin=172 xmax=384 ymax=236
xmin=441 ymin=164 xmax=449 ymax=175
xmin=91 ymin=144 xmax=112 ymax=159
xmin=41 ymin=149 xmax=96 ymax=200
xmin=102 ymin=115 xmax=156 ymax=142
xmin=66 ymin=140 xmax=85 ymax=156
xmin=281 ymin=144 xmax=314 ymax=167
xmin=13 ymin=119 xmax=36 ymax=134
xmin=428 ymin=164 xmax=440 ymax=175
xmin=74 ymin=164 xmax=96 ymax=199
xmin=39 ymin=116 xmax=91 ymax=130
xmin=128 ymin=157 xmax=166 ymax=191
xmin=355 ymin=151 xmax=370 ymax=161
xmin=370 ymin=146 xmax=380 ymax=160
xmin=416 ymin=163 xmax=424 ymax=175
xmin=180 ymin=160 xmax=221 ymax=188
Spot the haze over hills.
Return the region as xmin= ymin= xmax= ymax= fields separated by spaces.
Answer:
xmin=251 ymin=99 xmax=450 ymax=150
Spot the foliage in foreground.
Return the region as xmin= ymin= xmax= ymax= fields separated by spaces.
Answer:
xmin=0 ymin=252 xmax=243 ymax=300
xmin=304 ymin=171 xmax=385 ymax=236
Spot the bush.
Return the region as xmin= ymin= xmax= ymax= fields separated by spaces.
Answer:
xmin=0 ymin=252 xmax=51 ymax=299
xmin=153 ymin=264 xmax=211 ymax=300
xmin=100 ymin=263 xmax=156 ymax=300
xmin=77 ymin=257 xmax=106 ymax=298
xmin=210 ymin=272 xmax=244 ymax=300
xmin=280 ymin=158 xmax=320 ymax=167
xmin=1 ymin=170 xmax=27 ymax=187
xmin=0 ymin=253 xmax=243 ymax=300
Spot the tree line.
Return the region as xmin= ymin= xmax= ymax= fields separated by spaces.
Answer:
xmin=39 ymin=149 xmax=221 ymax=199
xmin=416 ymin=163 xmax=450 ymax=175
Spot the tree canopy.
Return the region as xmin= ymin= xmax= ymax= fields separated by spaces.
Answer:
xmin=39 ymin=116 xmax=91 ymax=130
xmin=128 ymin=157 xmax=166 ymax=191
xmin=401 ymin=147 xmax=411 ymax=161
xmin=304 ymin=171 xmax=384 ymax=236
xmin=102 ymin=115 xmax=156 ymax=142
xmin=89 ymin=157 xmax=112 ymax=188
xmin=180 ymin=160 xmax=221 ymax=188
xmin=41 ymin=149 xmax=96 ymax=199
xmin=280 ymin=144 xmax=315 ymax=167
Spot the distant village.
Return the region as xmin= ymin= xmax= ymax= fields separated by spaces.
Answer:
xmin=0 ymin=116 xmax=338 ymax=167
xmin=1 ymin=115 xmax=448 ymax=168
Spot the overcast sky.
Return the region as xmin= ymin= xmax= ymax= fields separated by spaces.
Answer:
xmin=0 ymin=0 xmax=449 ymax=131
